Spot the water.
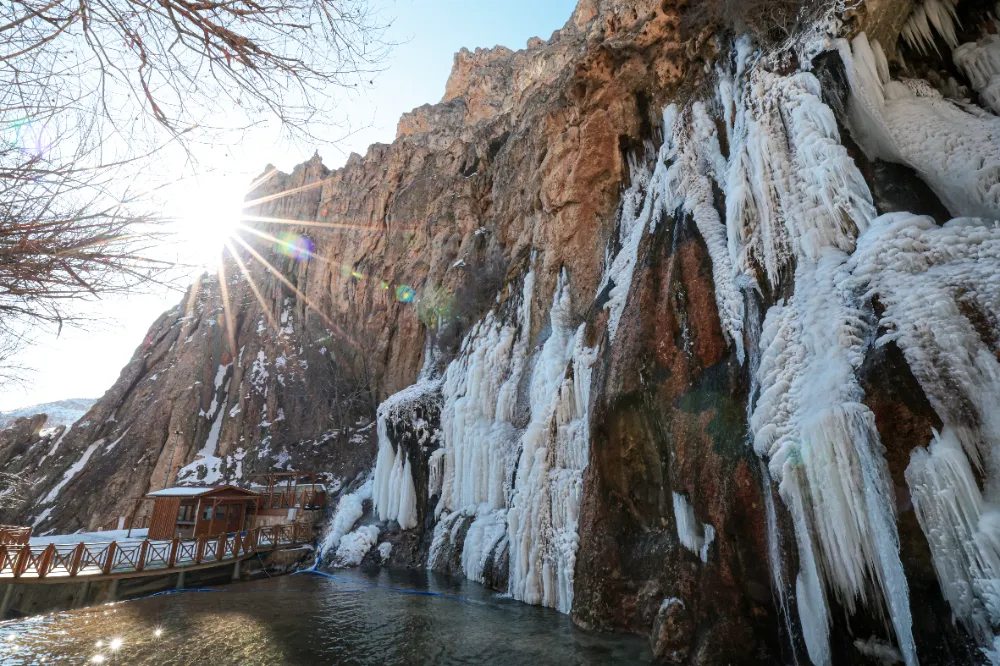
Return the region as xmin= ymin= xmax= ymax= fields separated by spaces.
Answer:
xmin=0 ymin=569 xmax=652 ymax=665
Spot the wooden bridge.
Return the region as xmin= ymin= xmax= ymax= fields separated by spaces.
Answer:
xmin=0 ymin=522 xmax=314 ymax=583
xmin=0 ymin=525 xmax=30 ymax=546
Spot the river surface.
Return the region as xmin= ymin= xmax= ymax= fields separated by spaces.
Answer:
xmin=0 ymin=568 xmax=652 ymax=664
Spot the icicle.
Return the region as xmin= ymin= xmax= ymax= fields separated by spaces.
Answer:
xmin=923 ymin=0 xmax=961 ymax=50
xmin=507 ymin=272 xmax=597 ymax=613
xmin=839 ymin=33 xmax=1000 ymax=220
xmin=461 ymin=510 xmax=508 ymax=583
xmin=672 ymin=492 xmax=715 ymax=563
xmin=906 ymin=428 xmax=1000 ymax=645
xmin=663 ymin=103 xmax=747 ymax=362
xmin=438 ymin=272 xmax=534 ymax=517
xmin=871 ymin=38 xmax=891 ymax=85
xmin=850 ymin=213 xmax=1000 ymax=471
xmin=724 ymin=69 xmax=876 ymax=290
xmin=752 ymin=255 xmax=916 ymax=666
xmin=954 ymin=35 xmax=1000 ymax=114
xmin=371 ymin=379 xmax=441 ymax=530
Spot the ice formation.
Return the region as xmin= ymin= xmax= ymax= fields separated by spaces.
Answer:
xmin=320 ymin=478 xmax=373 ymax=558
xmin=724 ymin=68 xmax=875 ymax=289
xmin=461 ymin=510 xmax=508 ymax=584
xmin=751 ymin=255 xmax=915 ymax=666
xmin=662 ymin=103 xmax=746 ymax=362
xmin=671 ymin=492 xmax=716 ymax=563
xmin=900 ymin=0 xmax=961 ymax=54
xmin=906 ymin=428 xmax=1000 ymax=645
xmin=850 ymin=213 xmax=1000 ymax=471
xmin=506 ymin=270 xmax=597 ymax=612
xmin=714 ymin=55 xmax=916 ymax=666
xmin=599 ymin=104 xmax=745 ymax=359
xmin=409 ymin=266 xmax=595 ymax=612
xmin=840 ymin=34 xmax=1000 ymax=220
xmin=372 ymin=428 xmax=419 ymax=530
xmin=333 ymin=525 xmax=380 ymax=567
xmin=954 ymin=35 xmax=1000 ymax=114
xmin=437 ymin=272 xmax=535 ymax=516
xmin=371 ymin=379 xmax=441 ymax=530
xmin=848 ymin=212 xmax=1000 ymax=646
xmin=599 ymin=148 xmax=660 ymax=343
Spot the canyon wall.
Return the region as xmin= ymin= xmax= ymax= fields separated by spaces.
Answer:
xmin=4 ymin=1 xmax=1000 ymax=664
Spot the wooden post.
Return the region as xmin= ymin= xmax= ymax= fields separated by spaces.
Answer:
xmin=13 ymin=546 xmax=31 ymax=577
xmin=70 ymin=543 xmax=84 ymax=576
xmin=127 ymin=497 xmax=141 ymax=539
xmin=168 ymin=538 xmax=179 ymax=568
xmin=207 ymin=498 xmax=218 ymax=537
xmin=216 ymin=532 xmax=225 ymax=561
xmin=136 ymin=540 xmax=149 ymax=572
xmin=193 ymin=497 xmax=203 ymax=537
xmin=37 ymin=544 xmax=55 ymax=578
xmin=102 ymin=542 xmax=117 ymax=575
xmin=195 ymin=536 xmax=205 ymax=564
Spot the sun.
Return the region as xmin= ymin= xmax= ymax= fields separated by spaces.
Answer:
xmin=170 ymin=172 xmax=247 ymax=272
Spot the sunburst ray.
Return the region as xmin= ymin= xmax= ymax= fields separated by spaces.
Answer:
xmin=229 ymin=233 xmax=352 ymax=345
xmin=217 ymin=260 xmax=238 ymax=358
xmin=239 ymin=215 xmax=382 ymax=233
xmin=224 ymin=240 xmax=280 ymax=333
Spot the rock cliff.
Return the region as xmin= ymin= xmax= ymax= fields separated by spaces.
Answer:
xmin=4 ymin=0 xmax=1000 ymax=663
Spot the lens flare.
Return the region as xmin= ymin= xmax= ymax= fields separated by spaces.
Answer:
xmin=395 ymin=285 xmax=416 ymax=303
xmin=274 ymin=232 xmax=314 ymax=262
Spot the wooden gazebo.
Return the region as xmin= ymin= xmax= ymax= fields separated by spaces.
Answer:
xmin=145 ymin=486 xmax=261 ymax=540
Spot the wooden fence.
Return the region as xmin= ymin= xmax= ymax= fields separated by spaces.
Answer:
xmin=0 ymin=526 xmax=30 ymax=546
xmin=257 ymin=488 xmax=326 ymax=511
xmin=0 ymin=522 xmax=313 ymax=581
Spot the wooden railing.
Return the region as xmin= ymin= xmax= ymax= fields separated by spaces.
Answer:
xmin=0 ymin=522 xmax=314 ymax=580
xmin=257 ymin=488 xmax=326 ymax=511
xmin=0 ymin=525 xmax=31 ymax=545
xmin=98 ymin=514 xmax=152 ymax=533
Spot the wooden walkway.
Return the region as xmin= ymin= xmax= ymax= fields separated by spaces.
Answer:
xmin=0 ymin=523 xmax=314 ymax=583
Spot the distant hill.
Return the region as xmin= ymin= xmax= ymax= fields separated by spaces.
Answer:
xmin=0 ymin=398 xmax=96 ymax=430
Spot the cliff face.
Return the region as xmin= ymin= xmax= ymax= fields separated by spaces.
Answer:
xmin=4 ymin=0 xmax=1000 ymax=663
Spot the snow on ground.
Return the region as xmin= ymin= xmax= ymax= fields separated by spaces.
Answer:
xmin=0 ymin=398 xmax=96 ymax=430
xmin=30 ymin=529 xmax=150 ymax=545
xmin=41 ymin=440 xmax=102 ymax=505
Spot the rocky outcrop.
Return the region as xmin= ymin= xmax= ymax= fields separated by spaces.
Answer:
xmin=5 ymin=0 xmax=1000 ymax=664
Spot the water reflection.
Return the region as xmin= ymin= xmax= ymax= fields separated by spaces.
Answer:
xmin=0 ymin=568 xmax=651 ymax=665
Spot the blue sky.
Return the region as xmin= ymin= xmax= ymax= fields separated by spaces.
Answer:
xmin=0 ymin=0 xmax=579 ymax=411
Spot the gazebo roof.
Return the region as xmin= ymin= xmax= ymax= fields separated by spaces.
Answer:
xmin=146 ymin=485 xmax=258 ymax=499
